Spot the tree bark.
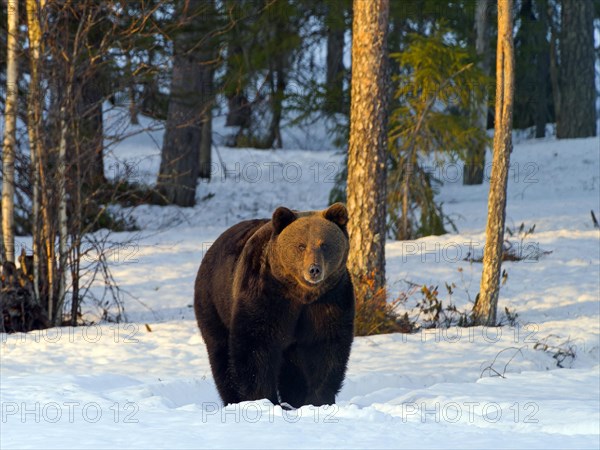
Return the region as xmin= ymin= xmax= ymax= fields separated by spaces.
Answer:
xmin=463 ymin=0 xmax=490 ymax=185
xmin=199 ymin=28 xmax=215 ymax=179
xmin=556 ymin=0 xmax=596 ymax=138
xmin=198 ymin=104 xmax=213 ymax=179
xmin=77 ymin=75 xmax=106 ymax=190
xmin=347 ymin=0 xmax=389 ymax=301
xmin=26 ymin=0 xmax=45 ymax=304
xmin=264 ymin=62 xmax=286 ymax=149
xmin=533 ymin=0 xmax=550 ymax=138
xmin=70 ymin=245 xmax=80 ymax=326
xmin=157 ymin=0 xmax=216 ymax=206
xmin=2 ymin=0 xmax=18 ymax=263
xmin=224 ymin=42 xmax=251 ymax=130
xmin=55 ymin=104 xmax=69 ymax=326
xmin=472 ymin=0 xmax=515 ymax=326
xmin=514 ymin=0 xmax=551 ymax=137
xmin=548 ymin=0 xmax=561 ymax=131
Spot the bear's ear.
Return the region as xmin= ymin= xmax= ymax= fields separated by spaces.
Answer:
xmin=272 ymin=206 xmax=297 ymax=234
xmin=323 ymin=203 xmax=348 ymax=227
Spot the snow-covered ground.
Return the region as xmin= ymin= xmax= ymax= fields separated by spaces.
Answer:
xmin=1 ymin=116 xmax=599 ymax=449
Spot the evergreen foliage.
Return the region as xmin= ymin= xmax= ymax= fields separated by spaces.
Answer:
xmin=220 ymin=0 xmax=304 ymax=148
xmin=0 ymin=0 xmax=598 ymax=332
xmin=388 ymin=30 xmax=489 ymax=239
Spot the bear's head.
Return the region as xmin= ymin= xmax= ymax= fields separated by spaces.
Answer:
xmin=269 ymin=203 xmax=349 ymax=294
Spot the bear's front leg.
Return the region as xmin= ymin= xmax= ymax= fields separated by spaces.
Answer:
xmin=298 ymin=335 xmax=353 ymax=406
xmin=298 ymin=290 xmax=355 ymax=407
xmin=228 ymin=305 xmax=281 ymax=405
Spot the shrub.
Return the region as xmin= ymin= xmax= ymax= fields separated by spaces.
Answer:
xmin=353 ymin=273 xmax=416 ymax=336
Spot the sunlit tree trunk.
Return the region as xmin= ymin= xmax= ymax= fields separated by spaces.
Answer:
xmin=472 ymin=0 xmax=515 ymax=326
xmin=26 ymin=0 xmax=46 ymax=303
xmin=2 ymin=0 xmax=18 ymax=263
xmin=346 ymin=0 xmax=389 ymax=301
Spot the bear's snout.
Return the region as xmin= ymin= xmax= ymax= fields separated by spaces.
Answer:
xmin=305 ymin=263 xmax=324 ymax=284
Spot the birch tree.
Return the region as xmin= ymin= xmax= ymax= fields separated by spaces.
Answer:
xmin=2 ymin=0 xmax=18 ymax=264
xmin=472 ymin=0 xmax=515 ymax=326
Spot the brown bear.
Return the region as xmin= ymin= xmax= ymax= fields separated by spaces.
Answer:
xmin=194 ymin=203 xmax=355 ymax=408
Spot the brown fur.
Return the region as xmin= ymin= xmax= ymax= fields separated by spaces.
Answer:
xmin=194 ymin=203 xmax=355 ymax=407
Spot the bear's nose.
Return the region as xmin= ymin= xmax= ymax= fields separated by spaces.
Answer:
xmin=308 ymin=264 xmax=321 ymax=279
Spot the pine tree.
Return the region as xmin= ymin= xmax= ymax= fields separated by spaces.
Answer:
xmin=514 ymin=0 xmax=552 ymax=137
xmin=555 ymin=0 xmax=596 ymax=138
xmin=472 ymin=0 xmax=515 ymax=326
xmin=157 ymin=0 xmax=217 ymax=206
xmin=347 ymin=0 xmax=390 ymax=301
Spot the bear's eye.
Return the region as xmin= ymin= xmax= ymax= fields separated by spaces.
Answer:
xmin=298 ymin=244 xmax=306 ymax=252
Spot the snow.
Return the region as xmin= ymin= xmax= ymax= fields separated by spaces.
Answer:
xmin=1 ymin=116 xmax=599 ymax=448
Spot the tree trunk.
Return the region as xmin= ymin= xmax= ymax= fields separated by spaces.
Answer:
xmin=533 ymin=0 xmax=550 ymax=138
xmin=226 ymin=91 xmax=251 ymax=129
xmin=224 ymin=43 xmax=251 ymax=130
xmin=556 ymin=0 xmax=596 ymax=138
xmin=157 ymin=0 xmax=216 ymax=206
xmin=463 ymin=0 xmax=490 ymax=185
xmin=514 ymin=0 xmax=551 ymax=137
xmin=57 ymin=2 xmax=107 ymax=196
xmin=324 ymin=1 xmax=346 ymax=114
xmin=55 ymin=104 xmax=69 ymax=326
xmin=26 ymin=0 xmax=45 ymax=304
xmin=264 ymin=62 xmax=286 ymax=149
xmin=77 ymin=76 xmax=106 ymax=191
xmin=70 ymin=245 xmax=80 ymax=326
xmin=472 ymin=0 xmax=515 ymax=327
xmin=2 ymin=0 xmax=18 ymax=263
xmin=548 ymin=1 xmax=561 ymax=133
xmin=198 ymin=9 xmax=215 ymax=173
xmin=198 ymin=104 xmax=213 ymax=179
xmin=347 ymin=0 xmax=389 ymax=301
